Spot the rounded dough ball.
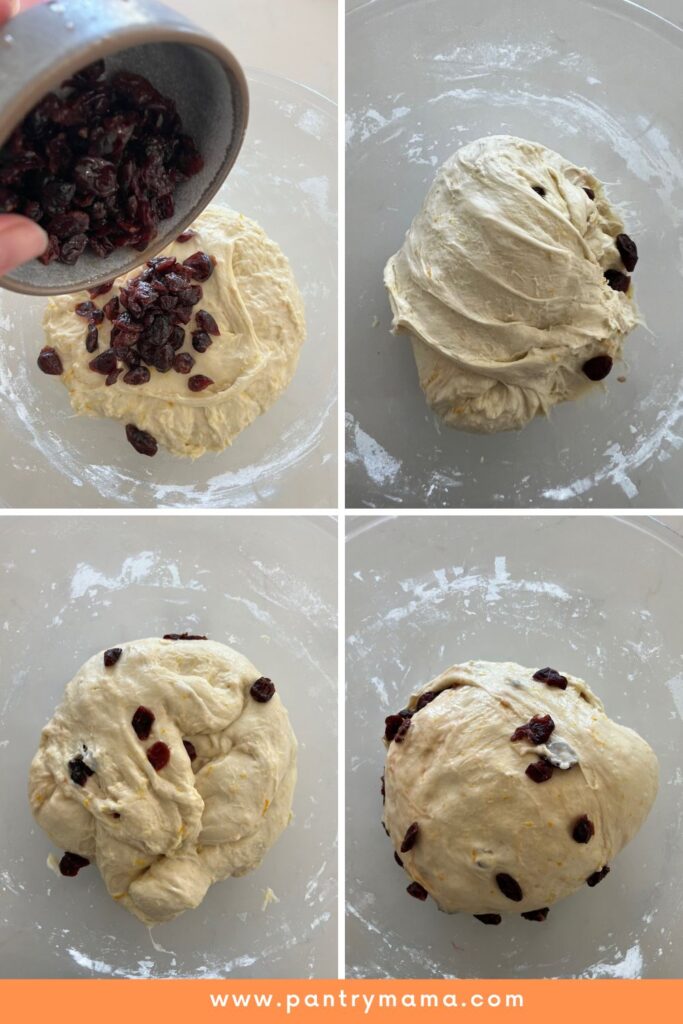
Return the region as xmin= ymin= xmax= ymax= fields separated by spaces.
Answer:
xmin=43 ymin=205 xmax=306 ymax=458
xmin=384 ymin=136 xmax=639 ymax=432
xmin=28 ymin=637 xmax=297 ymax=925
xmin=382 ymin=660 xmax=657 ymax=917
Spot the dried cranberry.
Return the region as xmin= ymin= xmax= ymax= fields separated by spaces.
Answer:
xmin=176 ymin=228 xmax=196 ymax=243
xmin=474 ymin=914 xmax=501 ymax=925
xmin=88 ymin=280 xmax=115 ymax=299
xmin=532 ymin=667 xmax=567 ymax=690
xmin=572 ymin=815 xmax=595 ymax=844
xmin=103 ymin=295 xmax=120 ymax=321
xmin=103 ymin=647 xmax=122 ymax=667
xmin=75 ymin=301 xmax=98 ymax=319
xmin=85 ymin=323 xmax=99 ymax=353
xmin=406 ymin=881 xmax=428 ymax=901
xmin=125 ymin=423 xmax=157 ymax=456
xmin=105 ymin=367 xmax=121 ymax=386
xmin=525 ymin=760 xmax=554 ymax=783
xmin=173 ymin=352 xmax=195 ymax=374
xmin=604 ymin=269 xmax=630 ymax=292
xmin=89 ymin=349 xmax=117 ymax=375
xmin=586 ymin=866 xmax=610 ymax=887
xmin=532 ymin=185 xmax=546 ymax=196
xmin=191 ymin=330 xmax=212 ymax=353
xmin=495 ymin=873 xmax=523 ymax=902
xmin=583 ymin=187 xmax=595 ymax=200
xmin=384 ymin=714 xmax=403 ymax=742
xmin=147 ymin=741 xmax=170 ymax=771
xmin=163 ymin=632 xmax=207 ymax=640
xmin=182 ymin=251 xmax=214 ymax=281
xmin=68 ymin=756 xmax=94 ymax=787
xmin=616 ymin=233 xmax=638 ymax=272
xmin=37 ymin=346 xmax=63 ymax=375
xmin=123 ymin=366 xmax=150 ymax=386
xmin=511 ymin=714 xmax=555 ymax=745
xmin=394 ymin=851 xmax=403 ymax=868
xmin=38 ymin=234 xmax=60 ymax=265
xmin=60 ymin=233 xmax=88 ymax=265
xmin=521 ymin=908 xmax=549 ymax=922
xmin=250 ymin=677 xmax=276 ymax=703
xmin=50 ymin=211 xmax=89 ymax=239
xmin=400 ymin=822 xmax=420 ymax=853
xmin=188 ymin=374 xmax=213 ymax=392
xmin=131 ymin=705 xmax=155 ymax=740
xmin=582 ymin=355 xmax=613 ymax=381
xmin=183 ymin=740 xmax=197 ymax=762
xmin=59 ymin=852 xmax=90 ymax=877
xmin=394 ymin=717 xmax=412 ymax=743
xmin=195 ymin=309 xmax=220 ymax=336
xmin=415 ymin=691 xmax=438 ymax=712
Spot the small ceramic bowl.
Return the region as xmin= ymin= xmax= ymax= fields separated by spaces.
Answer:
xmin=0 ymin=0 xmax=249 ymax=295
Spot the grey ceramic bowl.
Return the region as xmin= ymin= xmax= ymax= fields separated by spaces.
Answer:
xmin=0 ymin=0 xmax=248 ymax=295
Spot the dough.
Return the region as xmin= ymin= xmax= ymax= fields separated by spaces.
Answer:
xmin=28 ymin=636 xmax=297 ymax=925
xmin=384 ymin=136 xmax=640 ymax=432
xmin=382 ymin=660 xmax=657 ymax=920
xmin=43 ymin=205 xmax=306 ymax=457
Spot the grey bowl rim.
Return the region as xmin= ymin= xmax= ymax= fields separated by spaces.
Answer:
xmin=0 ymin=20 xmax=249 ymax=296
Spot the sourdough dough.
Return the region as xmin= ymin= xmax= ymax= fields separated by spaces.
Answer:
xmin=382 ymin=660 xmax=658 ymax=917
xmin=384 ymin=136 xmax=639 ymax=432
xmin=28 ymin=637 xmax=297 ymax=925
xmin=43 ymin=205 xmax=306 ymax=457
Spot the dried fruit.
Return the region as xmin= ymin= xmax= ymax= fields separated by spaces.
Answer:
xmin=525 ymin=759 xmax=554 ymax=783
xmin=511 ymin=714 xmax=555 ymax=745
xmin=583 ymin=187 xmax=595 ymax=200
xmin=183 ymin=740 xmax=197 ymax=762
xmin=103 ymin=647 xmax=122 ymax=667
xmin=532 ymin=667 xmax=567 ymax=690
xmin=400 ymin=822 xmax=419 ymax=853
xmin=195 ymin=309 xmax=220 ymax=336
xmin=380 ymin=773 xmax=385 ymax=802
xmin=125 ymin=423 xmax=157 ymax=457
xmin=0 ymin=60 xmax=203 ymax=265
xmin=173 ymin=352 xmax=195 ymax=374
xmin=182 ymin=251 xmax=214 ymax=281
xmin=59 ymin=852 xmax=90 ymax=877
xmin=105 ymin=367 xmax=122 ymax=386
xmin=495 ymin=873 xmax=523 ymax=902
xmin=532 ymin=185 xmax=546 ymax=196
xmin=394 ymin=851 xmax=403 ymax=868
xmin=131 ymin=705 xmax=155 ymax=741
xmin=573 ymin=815 xmax=595 ymax=844
xmin=191 ymin=330 xmax=212 ymax=353
xmin=616 ymin=233 xmax=638 ymax=272
xmin=176 ymin=228 xmax=196 ymax=243
xmin=123 ymin=366 xmax=151 ymax=386
xmin=394 ymin=717 xmax=412 ymax=743
xmin=384 ymin=715 xmax=403 ymax=742
xmin=188 ymin=374 xmax=213 ymax=392
xmin=85 ymin=323 xmax=99 ymax=353
xmin=89 ymin=280 xmax=115 ymax=299
xmin=147 ymin=741 xmax=170 ymax=771
xmin=582 ymin=355 xmax=613 ymax=381
xmin=68 ymin=755 xmax=94 ymax=787
xmin=586 ymin=866 xmax=610 ymax=887
xmin=604 ymin=269 xmax=630 ymax=292
xmin=521 ymin=908 xmax=549 ymax=922
xmin=474 ymin=914 xmax=501 ymax=925
xmin=89 ymin=349 xmax=117 ymax=375
xmin=163 ymin=632 xmax=207 ymax=640
xmin=37 ymin=346 xmax=63 ymax=375
xmin=406 ymin=881 xmax=428 ymax=901
xmin=250 ymin=677 xmax=276 ymax=703
xmin=415 ymin=691 xmax=438 ymax=712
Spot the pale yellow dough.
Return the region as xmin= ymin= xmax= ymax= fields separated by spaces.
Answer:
xmin=43 ymin=205 xmax=306 ymax=457
xmin=384 ymin=136 xmax=639 ymax=432
xmin=28 ymin=637 xmax=297 ymax=925
xmin=383 ymin=660 xmax=657 ymax=916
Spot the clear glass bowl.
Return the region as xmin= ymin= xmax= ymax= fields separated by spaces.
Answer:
xmin=0 ymin=70 xmax=337 ymax=508
xmin=346 ymin=515 xmax=683 ymax=977
xmin=346 ymin=0 xmax=683 ymax=507
xmin=0 ymin=515 xmax=337 ymax=978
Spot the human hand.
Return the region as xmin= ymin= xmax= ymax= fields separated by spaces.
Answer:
xmin=0 ymin=0 xmax=49 ymax=276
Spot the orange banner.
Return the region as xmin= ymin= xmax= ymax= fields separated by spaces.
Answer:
xmin=0 ymin=979 xmax=680 ymax=1022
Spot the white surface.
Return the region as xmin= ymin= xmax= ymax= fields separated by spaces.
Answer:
xmin=346 ymin=0 xmax=683 ymax=508
xmin=346 ymin=516 xmax=683 ymax=978
xmin=161 ymin=0 xmax=338 ymax=100
xmin=0 ymin=70 xmax=337 ymax=508
xmin=0 ymin=515 xmax=337 ymax=978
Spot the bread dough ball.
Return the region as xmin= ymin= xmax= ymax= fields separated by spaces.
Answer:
xmin=384 ymin=136 xmax=640 ymax=432
xmin=28 ymin=637 xmax=297 ymax=925
xmin=43 ymin=205 xmax=306 ymax=457
xmin=382 ymin=660 xmax=657 ymax=920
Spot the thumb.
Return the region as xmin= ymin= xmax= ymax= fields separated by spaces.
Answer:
xmin=0 ymin=215 xmax=48 ymax=276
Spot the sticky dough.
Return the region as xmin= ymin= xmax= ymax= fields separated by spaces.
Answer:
xmin=43 ymin=205 xmax=306 ymax=457
xmin=384 ymin=136 xmax=639 ymax=432
xmin=28 ymin=637 xmax=297 ymax=924
xmin=382 ymin=660 xmax=657 ymax=917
